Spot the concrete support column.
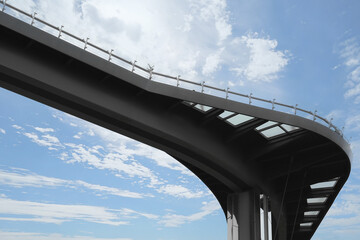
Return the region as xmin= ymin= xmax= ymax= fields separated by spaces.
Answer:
xmin=227 ymin=190 xmax=261 ymax=240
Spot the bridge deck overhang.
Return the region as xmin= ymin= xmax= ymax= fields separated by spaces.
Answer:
xmin=0 ymin=12 xmax=351 ymax=240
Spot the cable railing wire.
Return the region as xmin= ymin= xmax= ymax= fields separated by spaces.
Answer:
xmin=0 ymin=0 xmax=348 ymax=141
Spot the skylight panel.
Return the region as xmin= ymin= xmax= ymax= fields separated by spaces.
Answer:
xmin=304 ymin=211 xmax=320 ymax=216
xmin=261 ymin=126 xmax=286 ymax=138
xmin=307 ymin=197 xmax=327 ymax=204
xmin=281 ymin=124 xmax=299 ymax=132
xmin=310 ymin=180 xmax=337 ymax=190
xmin=194 ymin=104 xmax=213 ymax=112
xmin=255 ymin=121 xmax=278 ymax=130
xmin=218 ymin=110 xmax=234 ymax=119
xmin=226 ymin=114 xmax=254 ymax=126
xmin=300 ymin=222 xmax=313 ymax=227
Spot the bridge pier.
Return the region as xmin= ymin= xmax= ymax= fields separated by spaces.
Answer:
xmin=227 ymin=190 xmax=261 ymax=240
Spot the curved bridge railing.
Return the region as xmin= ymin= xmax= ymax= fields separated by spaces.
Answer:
xmin=0 ymin=0 xmax=347 ymax=140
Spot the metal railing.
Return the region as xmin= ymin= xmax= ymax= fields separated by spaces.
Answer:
xmin=0 ymin=0 xmax=347 ymax=140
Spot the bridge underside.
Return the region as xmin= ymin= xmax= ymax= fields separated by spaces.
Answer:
xmin=0 ymin=12 xmax=351 ymax=240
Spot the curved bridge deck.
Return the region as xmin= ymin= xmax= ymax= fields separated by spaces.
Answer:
xmin=0 ymin=9 xmax=351 ymax=240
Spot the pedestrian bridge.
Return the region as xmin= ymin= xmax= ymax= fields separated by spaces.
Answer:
xmin=0 ymin=2 xmax=352 ymax=240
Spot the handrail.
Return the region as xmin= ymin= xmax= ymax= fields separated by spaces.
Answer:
xmin=0 ymin=0 xmax=347 ymax=141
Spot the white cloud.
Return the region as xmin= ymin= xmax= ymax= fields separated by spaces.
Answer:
xmin=73 ymin=134 xmax=81 ymax=139
xmin=326 ymin=110 xmax=344 ymax=121
xmin=23 ymin=132 xmax=62 ymax=150
xmin=0 ymin=197 xmax=129 ymax=226
xmin=188 ymin=0 xmax=232 ymax=44
xmin=156 ymin=184 xmax=206 ymax=199
xmin=0 ymin=168 xmax=68 ymax=188
xmin=0 ymin=128 xmax=5 ymax=134
xmin=75 ymin=180 xmax=153 ymax=198
xmin=181 ymin=14 xmax=194 ymax=32
xmin=230 ymin=34 xmax=289 ymax=82
xmin=345 ymin=83 xmax=360 ymax=99
xmin=202 ymin=48 xmax=224 ymax=76
xmin=34 ymin=127 xmax=55 ymax=133
xmin=63 ymin=143 xmax=163 ymax=187
xmin=119 ymin=208 xmax=159 ymax=220
xmin=130 ymin=143 xmax=192 ymax=176
xmin=55 ymin=112 xmax=193 ymax=176
xmin=0 ymin=230 xmax=131 ymax=240
xmin=339 ymin=38 xmax=360 ymax=103
xmin=19 ymin=112 xmax=190 ymax=189
xmin=0 ymin=168 xmax=151 ymax=199
xmin=349 ymin=140 xmax=360 ymax=167
xmin=339 ymin=38 xmax=360 ymax=67
xmin=0 ymin=217 xmax=67 ymax=224
xmin=0 ymin=197 xmax=156 ymax=226
xmin=11 ymin=0 xmax=288 ymax=89
xmin=345 ymin=114 xmax=360 ymax=132
xmin=12 ymin=124 xmax=23 ymax=130
xmin=349 ymin=66 xmax=360 ymax=82
xmin=157 ymin=200 xmax=220 ymax=227
xmin=317 ymin=182 xmax=360 ymax=236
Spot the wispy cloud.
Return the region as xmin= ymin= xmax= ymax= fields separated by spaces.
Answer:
xmin=12 ymin=119 xmax=201 ymax=193
xmin=53 ymin=112 xmax=192 ymax=176
xmin=75 ymin=180 xmax=153 ymax=198
xmin=156 ymin=184 xmax=207 ymax=199
xmin=0 ymin=128 xmax=5 ymax=134
xmin=157 ymin=200 xmax=220 ymax=227
xmin=62 ymin=143 xmax=163 ymax=187
xmin=0 ymin=197 xmax=156 ymax=226
xmin=34 ymin=127 xmax=55 ymax=133
xmin=345 ymin=114 xmax=360 ymax=132
xmin=23 ymin=132 xmax=62 ymax=150
xmin=12 ymin=122 xmax=164 ymax=187
xmin=317 ymin=182 xmax=360 ymax=235
xmin=338 ymin=38 xmax=360 ymax=104
xmin=0 ymin=168 xmax=152 ymax=199
xmin=130 ymin=143 xmax=192 ymax=176
xmin=12 ymin=124 xmax=23 ymax=130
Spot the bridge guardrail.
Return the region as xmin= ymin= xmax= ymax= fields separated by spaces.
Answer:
xmin=0 ymin=0 xmax=347 ymax=141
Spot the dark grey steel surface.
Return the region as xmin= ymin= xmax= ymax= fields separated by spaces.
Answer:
xmin=0 ymin=12 xmax=352 ymax=240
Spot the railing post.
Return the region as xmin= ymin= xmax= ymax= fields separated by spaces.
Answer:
xmin=58 ymin=25 xmax=64 ymax=38
xmin=1 ymin=0 xmax=6 ymax=12
xmin=249 ymin=93 xmax=253 ymax=105
xmin=148 ymin=64 xmax=154 ymax=80
xmin=328 ymin=118 xmax=333 ymax=128
xmin=131 ymin=60 xmax=137 ymax=72
xmin=83 ymin=37 xmax=89 ymax=50
xmin=293 ymin=104 xmax=298 ymax=115
xmin=108 ymin=49 xmax=113 ymax=61
xmin=272 ymin=99 xmax=276 ymax=110
xmin=31 ymin=12 xmax=37 ymax=26
xmin=313 ymin=110 xmax=317 ymax=121
xmin=176 ymin=75 xmax=180 ymax=87
xmin=226 ymin=87 xmax=229 ymax=99
xmin=201 ymin=81 xmax=205 ymax=93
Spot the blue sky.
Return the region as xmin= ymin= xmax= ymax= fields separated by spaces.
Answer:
xmin=0 ymin=0 xmax=360 ymax=240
